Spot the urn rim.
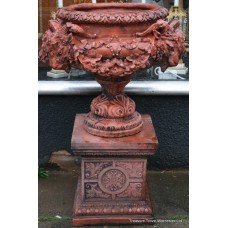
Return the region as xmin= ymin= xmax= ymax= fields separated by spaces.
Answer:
xmin=57 ymin=3 xmax=168 ymax=25
xmin=63 ymin=3 xmax=162 ymax=11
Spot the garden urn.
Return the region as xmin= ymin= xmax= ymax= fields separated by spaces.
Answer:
xmin=39 ymin=3 xmax=185 ymax=137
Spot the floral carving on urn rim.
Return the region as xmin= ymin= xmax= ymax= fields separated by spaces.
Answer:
xmin=57 ymin=3 xmax=169 ymax=25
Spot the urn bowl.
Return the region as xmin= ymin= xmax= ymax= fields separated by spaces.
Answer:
xmin=39 ymin=3 xmax=185 ymax=137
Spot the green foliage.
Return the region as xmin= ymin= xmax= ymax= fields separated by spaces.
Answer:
xmin=38 ymin=167 xmax=49 ymax=179
xmin=168 ymin=214 xmax=189 ymax=220
xmin=38 ymin=215 xmax=71 ymax=222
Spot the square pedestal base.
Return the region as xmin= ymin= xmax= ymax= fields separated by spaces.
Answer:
xmin=71 ymin=114 xmax=158 ymax=226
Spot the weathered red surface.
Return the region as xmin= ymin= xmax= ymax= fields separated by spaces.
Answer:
xmin=73 ymin=176 xmax=154 ymax=226
xmin=71 ymin=114 xmax=158 ymax=226
xmin=71 ymin=114 xmax=158 ymax=155
xmin=39 ymin=3 xmax=185 ymax=137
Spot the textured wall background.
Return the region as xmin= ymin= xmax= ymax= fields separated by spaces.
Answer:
xmin=39 ymin=95 xmax=189 ymax=169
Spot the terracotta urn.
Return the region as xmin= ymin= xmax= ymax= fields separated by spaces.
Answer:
xmin=39 ymin=3 xmax=185 ymax=138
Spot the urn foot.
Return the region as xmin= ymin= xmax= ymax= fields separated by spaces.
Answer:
xmin=84 ymin=93 xmax=143 ymax=137
xmin=84 ymin=111 xmax=143 ymax=138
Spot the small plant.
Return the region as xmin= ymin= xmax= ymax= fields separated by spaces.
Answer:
xmin=168 ymin=214 xmax=189 ymax=220
xmin=38 ymin=167 xmax=49 ymax=179
xmin=38 ymin=215 xmax=71 ymax=222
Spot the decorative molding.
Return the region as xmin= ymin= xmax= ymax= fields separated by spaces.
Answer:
xmin=84 ymin=111 xmax=143 ymax=137
xmin=57 ymin=3 xmax=168 ymax=24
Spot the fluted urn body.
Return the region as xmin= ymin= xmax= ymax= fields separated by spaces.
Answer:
xmin=39 ymin=3 xmax=185 ymax=137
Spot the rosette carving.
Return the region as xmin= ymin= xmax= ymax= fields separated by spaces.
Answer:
xmin=99 ymin=168 xmax=128 ymax=193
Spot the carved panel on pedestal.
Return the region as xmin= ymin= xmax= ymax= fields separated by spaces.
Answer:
xmin=84 ymin=161 xmax=112 ymax=179
xmin=85 ymin=183 xmax=110 ymax=199
xmin=117 ymin=183 xmax=143 ymax=199
xmin=82 ymin=159 xmax=146 ymax=201
xmin=116 ymin=161 xmax=144 ymax=178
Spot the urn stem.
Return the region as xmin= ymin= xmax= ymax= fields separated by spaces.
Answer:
xmin=83 ymin=75 xmax=143 ymax=137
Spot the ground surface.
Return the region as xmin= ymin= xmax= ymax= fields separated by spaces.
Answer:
xmin=38 ymin=152 xmax=189 ymax=228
